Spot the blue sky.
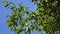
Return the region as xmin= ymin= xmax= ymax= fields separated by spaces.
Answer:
xmin=0 ymin=0 xmax=40 ymax=34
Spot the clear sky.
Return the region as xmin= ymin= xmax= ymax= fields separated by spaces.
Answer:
xmin=0 ymin=0 xmax=40 ymax=34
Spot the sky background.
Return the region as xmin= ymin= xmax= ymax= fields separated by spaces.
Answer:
xmin=0 ymin=0 xmax=41 ymax=34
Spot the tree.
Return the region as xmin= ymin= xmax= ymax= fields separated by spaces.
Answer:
xmin=3 ymin=0 xmax=60 ymax=34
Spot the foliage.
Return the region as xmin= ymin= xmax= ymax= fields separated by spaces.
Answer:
xmin=3 ymin=0 xmax=60 ymax=34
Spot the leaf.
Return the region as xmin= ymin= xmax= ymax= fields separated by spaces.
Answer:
xmin=2 ymin=1 xmax=8 ymax=4
xmin=9 ymin=2 xmax=14 ymax=4
xmin=42 ymin=19 xmax=47 ymax=24
xmin=38 ymin=7 xmax=44 ymax=11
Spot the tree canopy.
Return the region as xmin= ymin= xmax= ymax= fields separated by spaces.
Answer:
xmin=3 ymin=0 xmax=60 ymax=34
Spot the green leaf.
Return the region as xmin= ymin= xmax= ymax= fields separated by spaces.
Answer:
xmin=38 ymin=7 xmax=44 ymax=11
xmin=2 ymin=1 xmax=8 ymax=4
